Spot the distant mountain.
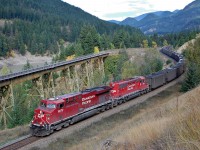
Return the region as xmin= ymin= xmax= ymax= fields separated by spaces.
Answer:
xmin=134 ymin=11 xmax=174 ymax=21
xmin=119 ymin=0 xmax=200 ymax=34
xmin=134 ymin=14 xmax=148 ymax=21
xmin=108 ymin=20 xmax=120 ymax=24
xmin=173 ymin=9 xmax=180 ymax=13
xmin=140 ymin=13 xmax=160 ymax=23
xmin=119 ymin=17 xmax=138 ymax=26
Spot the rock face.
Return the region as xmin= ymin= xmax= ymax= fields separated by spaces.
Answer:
xmin=118 ymin=0 xmax=200 ymax=34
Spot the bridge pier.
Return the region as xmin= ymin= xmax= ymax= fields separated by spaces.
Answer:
xmin=0 ymin=83 xmax=14 ymax=128
xmin=32 ymin=76 xmax=45 ymax=99
xmin=43 ymin=72 xmax=56 ymax=99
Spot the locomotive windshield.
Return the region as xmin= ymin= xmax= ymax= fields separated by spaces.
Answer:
xmin=40 ymin=102 xmax=56 ymax=109
xmin=47 ymin=104 xmax=56 ymax=108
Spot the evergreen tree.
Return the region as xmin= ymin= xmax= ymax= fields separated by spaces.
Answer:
xmin=181 ymin=36 xmax=200 ymax=92
xmin=163 ymin=39 xmax=168 ymax=46
xmin=23 ymin=60 xmax=33 ymax=70
xmin=181 ymin=63 xmax=200 ymax=92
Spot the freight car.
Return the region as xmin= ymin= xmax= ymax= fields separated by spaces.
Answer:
xmin=30 ymin=46 xmax=185 ymax=136
xmin=146 ymin=70 xmax=166 ymax=90
xmin=165 ymin=67 xmax=177 ymax=82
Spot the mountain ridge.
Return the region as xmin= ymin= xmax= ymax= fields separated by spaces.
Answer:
xmin=110 ymin=0 xmax=200 ymax=34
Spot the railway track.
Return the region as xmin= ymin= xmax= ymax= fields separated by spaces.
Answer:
xmin=0 ymin=135 xmax=40 ymax=150
xmin=22 ymin=75 xmax=184 ymax=150
xmin=0 ymin=75 xmax=183 ymax=150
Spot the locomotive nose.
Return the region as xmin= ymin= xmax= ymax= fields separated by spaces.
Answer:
xmin=32 ymin=109 xmax=46 ymax=126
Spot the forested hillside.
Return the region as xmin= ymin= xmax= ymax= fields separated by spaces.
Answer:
xmin=0 ymin=0 xmax=144 ymax=57
xmin=181 ymin=34 xmax=200 ymax=92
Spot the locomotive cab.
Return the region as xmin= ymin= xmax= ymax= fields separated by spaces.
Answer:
xmin=30 ymin=98 xmax=65 ymax=136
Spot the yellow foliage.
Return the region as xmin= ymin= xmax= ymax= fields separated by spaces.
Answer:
xmin=94 ymin=46 xmax=100 ymax=54
xmin=6 ymin=50 xmax=15 ymax=58
xmin=10 ymin=50 xmax=15 ymax=57
xmin=0 ymin=65 xmax=10 ymax=75
xmin=142 ymin=39 xmax=149 ymax=48
xmin=66 ymin=54 xmax=75 ymax=60
xmin=152 ymin=41 xmax=157 ymax=48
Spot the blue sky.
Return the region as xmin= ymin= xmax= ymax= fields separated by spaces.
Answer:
xmin=63 ymin=0 xmax=194 ymax=21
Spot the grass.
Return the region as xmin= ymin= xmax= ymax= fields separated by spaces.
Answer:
xmin=3 ymin=83 xmax=199 ymax=150
xmin=0 ymin=125 xmax=29 ymax=146
xmin=110 ymin=86 xmax=200 ymax=150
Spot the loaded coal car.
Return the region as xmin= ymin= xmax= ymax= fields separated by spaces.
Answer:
xmin=171 ymin=52 xmax=180 ymax=62
xmin=160 ymin=46 xmax=173 ymax=57
xmin=161 ymin=48 xmax=179 ymax=62
xmin=175 ymin=62 xmax=184 ymax=77
xmin=109 ymin=76 xmax=149 ymax=103
xmin=181 ymin=59 xmax=186 ymax=72
xmin=30 ymin=86 xmax=111 ymax=136
xmin=165 ymin=67 xmax=177 ymax=82
xmin=146 ymin=70 xmax=166 ymax=90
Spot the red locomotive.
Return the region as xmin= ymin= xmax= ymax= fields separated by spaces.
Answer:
xmin=31 ymin=86 xmax=111 ymax=136
xmin=30 ymin=76 xmax=149 ymax=136
xmin=30 ymin=46 xmax=185 ymax=136
xmin=110 ymin=76 xmax=149 ymax=102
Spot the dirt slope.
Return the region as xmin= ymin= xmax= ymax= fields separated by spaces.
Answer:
xmin=0 ymin=51 xmax=52 ymax=73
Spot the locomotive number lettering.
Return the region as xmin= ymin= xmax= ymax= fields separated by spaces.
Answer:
xmin=128 ymin=84 xmax=135 ymax=90
xmin=111 ymin=90 xmax=116 ymax=93
xmin=82 ymin=100 xmax=91 ymax=105
xmin=58 ymin=109 xmax=63 ymax=113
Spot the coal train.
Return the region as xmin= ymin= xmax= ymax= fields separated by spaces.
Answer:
xmin=30 ymin=46 xmax=185 ymax=136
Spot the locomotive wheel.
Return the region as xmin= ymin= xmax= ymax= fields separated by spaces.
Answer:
xmin=114 ymin=102 xmax=118 ymax=107
xmin=118 ymin=100 xmax=123 ymax=105
xmin=56 ymin=126 xmax=62 ymax=131
xmin=63 ymin=122 xmax=69 ymax=128
xmin=46 ymin=131 xmax=50 ymax=136
xmin=110 ymin=104 xmax=113 ymax=109
xmin=101 ymin=106 xmax=106 ymax=112
xmin=70 ymin=119 xmax=75 ymax=125
xmin=106 ymin=104 xmax=110 ymax=110
xmin=50 ymin=129 xmax=54 ymax=133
